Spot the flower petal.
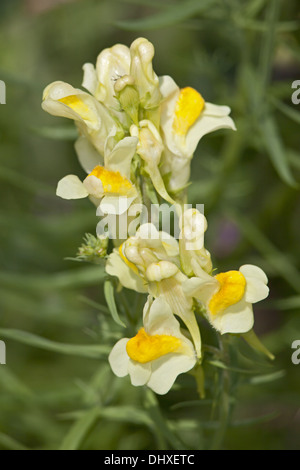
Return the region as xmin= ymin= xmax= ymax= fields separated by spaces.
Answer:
xmin=56 ymin=175 xmax=89 ymax=200
xmin=244 ymin=276 xmax=269 ymax=304
xmin=75 ymin=136 xmax=103 ymax=174
xmin=82 ymin=63 xmax=98 ymax=96
xmin=213 ymin=299 xmax=254 ymax=335
xmin=105 ymin=251 xmax=148 ymax=293
xmin=128 ymin=360 xmax=151 ymax=386
xmin=99 ymin=196 xmax=135 ymax=215
xmin=108 ymin=338 xmax=130 ymax=377
xmin=147 ymin=352 xmax=196 ymax=395
xmin=187 ymin=104 xmax=236 ymax=155
xmin=240 ymin=264 xmax=269 ymax=303
xmin=105 ymin=136 xmax=138 ymax=180
xmin=239 ymin=264 xmax=268 ymax=284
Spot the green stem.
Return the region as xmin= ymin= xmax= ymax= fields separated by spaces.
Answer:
xmin=210 ymin=335 xmax=231 ymax=450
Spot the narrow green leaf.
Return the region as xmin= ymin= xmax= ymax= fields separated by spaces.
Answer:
xmin=231 ymin=411 xmax=279 ymax=427
xmin=249 ymin=370 xmax=285 ymax=385
xmin=0 ymin=166 xmax=54 ymax=195
xmin=60 ymin=407 xmax=100 ymax=450
xmin=0 ymin=433 xmax=28 ymax=451
xmin=31 ymin=125 xmax=78 ymax=141
xmin=273 ymin=296 xmax=300 ymax=310
xmin=0 ymin=266 xmax=106 ymax=292
xmin=99 ymin=406 xmax=154 ymax=428
xmin=0 ymin=329 xmax=110 ymax=359
xmin=115 ymin=0 xmax=216 ymax=31
xmin=228 ymin=211 xmax=300 ymax=294
xmin=270 ymin=96 xmax=300 ymax=125
xmin=145 ymin=389 xmax=186 ymax=450
xmin=207 ymin=360 xmax=263 ymax=375
xmin=104 ymin=280 xmax=126 ymax=328
xmin=260 ymin=116 xmax=298 ymax=187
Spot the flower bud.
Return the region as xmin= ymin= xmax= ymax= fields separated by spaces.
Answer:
xmin=146 ymin=261 xmax=179 ymax=282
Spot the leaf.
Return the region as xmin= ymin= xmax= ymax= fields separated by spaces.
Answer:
xmin=249 ymin=370 xmax=285 ymax=385
xmin=270 ymin=96 xmax=300 ymax=125
xmin=260 ymin=115 xmax=298 ymax=187
xmin=207 ymin=360 xmax=264 ymax=375
xmin=0 ymin=329 xmax=110 ymax=359
xmin=227 ymin=211 xmax=300 ymax=294
xmin=145 ymin=389 xmax=186 ymax=450
xmin=60 ymin=407 xmax=100 ymax=450
xmin=273 ymin=296 xmax=300 ymax=310
xmin=99 ymin=406 xmax=153 ymax=428
xmin=115 ymin=0 xmax=216 ymax=31
xmin=104 ymin=279 xmax=126 ymax=328
xmin=0 ymin=166 xmax=54 ymax=195
xmin=0 ymin=433 xmax=28 ymax=451
xmin=0 ymin=266 xmax=106 ymax=292
xmin=31 ymin=125 xmax=78 ymax=141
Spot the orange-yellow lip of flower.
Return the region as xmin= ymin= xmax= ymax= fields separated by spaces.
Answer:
xmin=172 ymin=87 xmax=205 ymax=136
xmin=126 ymin=327 xmax=182 ymax=363
xmin=119 ymin=243 xmax=140 ymax=276
xmin=208 ymin=270 xmax=246 ymax=316
xmin=88 ymin=165 xmax=135 ymax=196
xmin=58 ymin=95 xmax=93 ymax=120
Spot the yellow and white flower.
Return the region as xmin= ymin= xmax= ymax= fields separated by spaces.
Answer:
xmin=56 ymin=135 xmax=139 ymax=215
xmin=179 ymin=208 xmax=212 ymax=276
xmin=42 ymin=81 xmax=122 ymax=157
xmin=106 ymin=223 xmax=202 ymax=357
xmin=130 ymin=120 xmax=175 ymax=204
xmin=82 ymin=37 xmax=161 ymax=123
xmin=183 ymin=264 xmax=269 ymax=335
xmin=109 ymin=296 xmax=197 ymax=395
xmin=159 ymin=75 xmax=236 ymax=192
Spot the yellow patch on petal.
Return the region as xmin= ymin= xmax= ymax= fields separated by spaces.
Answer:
xmin=209 ymin=271 xmax=246 ymax=316
xmin=88 ymin=165 xmax=133 ymax=196
xmin=126 ymin=328 xmax=181 ymax=363
xmin=173 ymin=87 xmax=205 ymax=136
xmin=58 ymin=95 xmax=93 ymax=120
xmin=119 ymin=243 xmax=140 ymax=276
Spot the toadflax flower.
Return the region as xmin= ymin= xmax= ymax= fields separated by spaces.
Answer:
xmin=106 ymin=223 xmax=202 ymax=358
xmin=109 ymin=296 xmax=197 ymax=395
xmin=179 ymin=207 xmax=212 ymax=276
xmin=42 ymin=81 xmax=123 ymax=158
xmin=183 ymin=264 xmax=269 ymax=335
xmin=159 ymin=75 xmax=236 ymax=193
xmin=82 ymin=37 xmax=161 ymax=124
xmin=56 ymin=134 xmax=139 ymax=215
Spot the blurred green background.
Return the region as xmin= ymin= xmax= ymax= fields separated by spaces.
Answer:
xmin=0 ymin=0 xmax=299 ymax=450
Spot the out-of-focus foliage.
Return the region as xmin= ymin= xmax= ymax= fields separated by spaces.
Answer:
xmin=0 ymin=0 xmax=299 ymax=450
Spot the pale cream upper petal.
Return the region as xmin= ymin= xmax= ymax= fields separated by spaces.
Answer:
xmin=128 ymin=360 xmax=151 ymax=386
xmin=82 ymin=63 xmax=98 ymax=96
xmin=212 ymin=299 xmax=254 ymax=335
xmin=75 ymin=136 xmax=103 ymax=174
xmin=105 ymin=136 xmax=138 ymax=180
xmin=83 ymin=175 xmax=104 ymax=199
xmin=105 ymin=251 xmax=148 ymax=293
xmin=147 ymin=352 xmax=196 ymax=395
xmin=56 ymin=175 xmax=89 ymax=200
xmin=99 ymin=195 xmax=136 ymax=215
xmin=108 ymin=338 xmax=130 ymax=377
xmin=244 ymin=276 xmax=269 ymax=304
xmin=159 ymin=75 xmax=179 ymax=100
xmin=186 ymin=107 xmax=236 ymax=156
xmin=239 ymin=264 xmax=268 ymax=284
